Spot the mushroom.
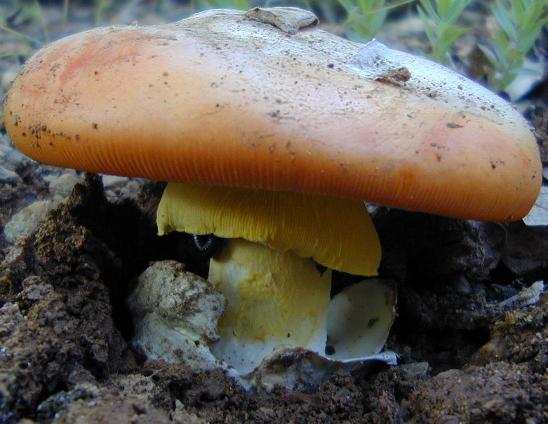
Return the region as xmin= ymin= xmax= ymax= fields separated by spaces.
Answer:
xmin=3 ymin=8 xmax=541 ymax=376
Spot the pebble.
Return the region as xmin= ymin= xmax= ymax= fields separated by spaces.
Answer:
xmin=497 ymin=281 xmax=544 ymax=310
xmin=3 ymin=200 xmax=53 ymax=243
xmin=102 ymin=174 xmax=143 ymax=201
xmin=439 ymin=416 xmax=461 ymax=424
xmin=18 ymin=276 xmax=54 ymax=303
xmin=130 ymin=260 xmax=225 ymax=341
xmin=128 ymin=260 xmax=225 ymax=370
xmin=47 ymin=172 xmax=82 ymax=200
xmin=0 ymin=144 xmax=29 ymax=170
xmin=101 ymin=175 xmax=130 ymax=187
xmin=0 ymin=165 xmax=22 ymax=185
xmin=522 ymin=185 xmax=548 ymax=226
xmin=0 ymin=66 xmax=19 ymax=93
xmin=400 ymin=361 xmax=430 ymax=377
xmin=172 ymin=400 xmax=206 ymax=424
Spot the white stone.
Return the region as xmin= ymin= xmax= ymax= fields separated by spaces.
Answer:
xmin=0 ymin=144 xmax=29 ymax=170
xmin=101 ymin=175 xmax=130 ymax=187
xmin=3 ymin=200 xmax=53 ymax=243
xmin=101 ymin=174 xmax=143 ymax=201
xmin=0 ymin=166 xmax=22 ymax=185
xmin=523 ymin=186 xmax=548 ymax=226
xmin=128 ymin=260 xmax=225 ymax=370
xmin=0 ymin=66 xmax=19 ymax=92
xmin=47 ymin=172 xmax=82 ymax=200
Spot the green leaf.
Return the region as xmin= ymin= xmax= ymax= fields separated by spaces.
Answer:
xmin=448 ymin=0 xmax=471 ymax=21
xmin=417 ymin=0 xmax=470 ymax=63
xmin=338 ymin=0 xmax=356 ymax=13
xmin=438 ymin=0 xmax=450 ymax=18
xmin=417 ymin=6 xmax=437 ymax=45
xmin=492 ymin=1 xmax=518 ymax=40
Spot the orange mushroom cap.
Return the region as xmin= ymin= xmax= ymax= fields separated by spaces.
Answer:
xmin=3 ymin=7 xmax=542 ymax=221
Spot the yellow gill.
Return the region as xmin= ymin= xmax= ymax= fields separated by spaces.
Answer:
xmin=157 ymin=182 xmax=380 ymax=276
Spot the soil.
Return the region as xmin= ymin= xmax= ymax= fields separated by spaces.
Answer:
xmin=0 ymin=1 xmax=547 ymax=423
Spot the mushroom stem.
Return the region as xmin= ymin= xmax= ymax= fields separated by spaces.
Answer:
xmin=208 ymin=238 xmax=331 ymax=374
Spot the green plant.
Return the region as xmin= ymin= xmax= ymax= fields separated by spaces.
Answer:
xmin=481 ymin=0 xmax=548 ymax=91
xmin=0 ymin=0 xmax=45 ymax=48
xmin=338 ymin=0 xmax=413 ymax=41
xmin=417 ymin=0 xmax=470 ymax=63
xmin=338 ymin=0 xmax=387 ymax=40
xmin=194 ymin=0 xmax=252 ymax=9
xmin=94 ymin=0 xmax=115 ymax=24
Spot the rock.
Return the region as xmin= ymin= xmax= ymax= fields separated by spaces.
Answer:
xmin=0 ymin=165 xmax=22 ymax=185
xmin=375 ymin=210 xmax=506 ymax=333
xmin=130 ymin=261 xmax=224 ymax=341
xmin=523 ymin=186 xmax=548 ymax=226
xmin=37 ymin=376 xmax=173 ymax=423
xmin=3 ymin=200 xmax=53 ymax=243
xmin=47 ymin=172 xmax=82 ymax=201
xmin=407 ymin=362 xmax=545 ymax=423
xmin=471 ymin=293 xmax=547 ymax=371
xmin=0 ymin=175 xmax=135 ymax=419
xmin=128 ymin=260 xmax=225 ymax=370
xmin=400 ymin=361 xmax=430 ymax=378
xmin=102 ymin=175 xmax=130 ymax=188
xmin=0 ymin=133 xmax=9 ymax=147
xmin=36 ymin=382 xmax=102 ymax=421
xmin=0 ymin=66 xmax=18 ymax=93
xmin=496 ymin=281 xmax=544 ymax=311
xmin=375 ymin=209 xmax=505 ymax=284
xmin=501 ymin=222 xmax=548 ymax=279
xmin=16 ymin=276 xmax=54 ymax=308
xmin=131 ymin=313 xmax=222 ymax=369
xmin=0 ymin=144 xmax=29 ymax=171
xmin=171 ymin=400 xmax=207 ymax=424
xmin=0 ymin=302 xmax=23 ymax=340
xmin=102 ymin=174 xmax=144 ymax=201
